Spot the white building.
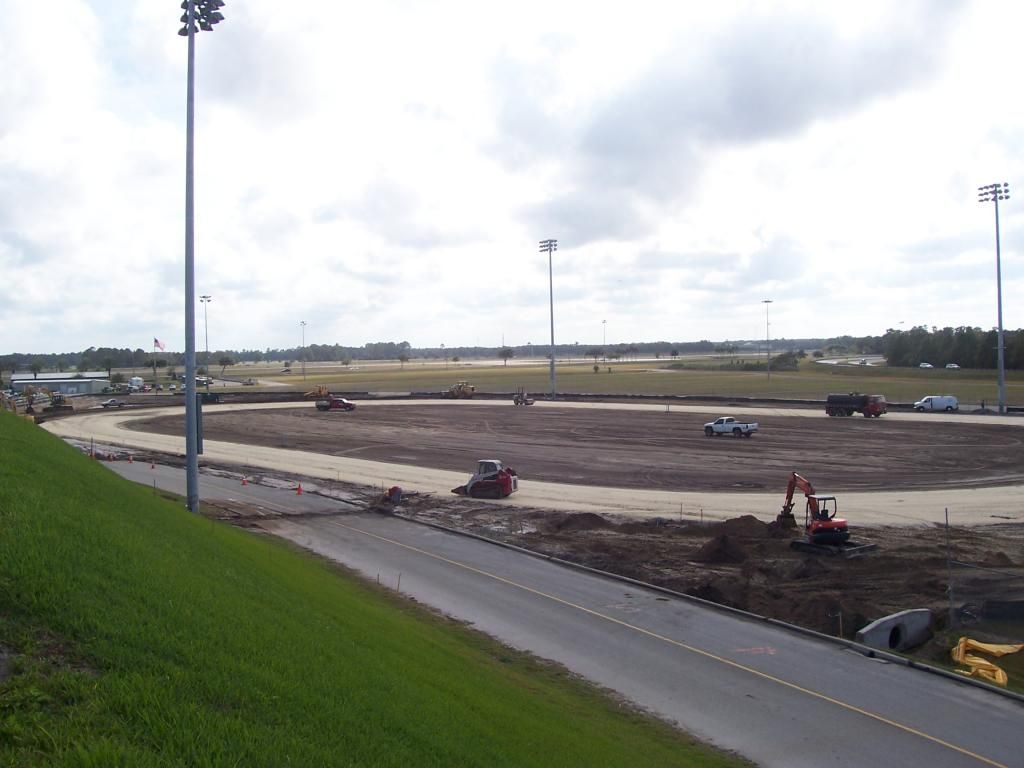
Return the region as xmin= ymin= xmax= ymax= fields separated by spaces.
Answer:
xmin=10 ymin=372 xmax=110 ymax=396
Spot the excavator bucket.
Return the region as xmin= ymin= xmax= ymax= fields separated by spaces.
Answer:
xmin=776 ymin=503 xmax=797 ymax=528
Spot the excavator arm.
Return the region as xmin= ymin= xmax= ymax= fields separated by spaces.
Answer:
xmin=777 ymin=472 xmax=814 ymax=526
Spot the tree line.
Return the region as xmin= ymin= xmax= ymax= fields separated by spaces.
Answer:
xmin=880 ymin=326 xmax=1023 ymax=369
xmin=2 ymin=327 xmax=1020 ymax=382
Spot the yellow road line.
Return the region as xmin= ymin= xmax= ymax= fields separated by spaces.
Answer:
xmin=326 ymin=518 xmax=1008 ymax=768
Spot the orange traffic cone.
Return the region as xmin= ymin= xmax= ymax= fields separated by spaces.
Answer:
xmin=241 ymin=476 xmax=248 ymax=486
xmin=296 ymin=482 xmax=303 ymax=496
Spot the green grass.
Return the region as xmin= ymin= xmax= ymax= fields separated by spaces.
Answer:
xmin=232 ymin=357 xmax=1023 ymax=406
xmin=0 ymin=412 xmax=745 ymax=767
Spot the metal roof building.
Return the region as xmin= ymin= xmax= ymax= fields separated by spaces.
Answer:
xmin=10 ymin=373 xmax=110 ymax=396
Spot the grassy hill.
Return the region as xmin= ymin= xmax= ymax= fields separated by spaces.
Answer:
xmin=0 ymin=412 xmax=743 ymax=767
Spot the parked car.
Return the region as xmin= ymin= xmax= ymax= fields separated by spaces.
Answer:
xmin=945 ymin=363 xmax=960 ymax=369
xmin=919 ymin=362 xmax=934 ymax=369
xmin=914 ymin=395 xmax=959 ymax=412
xmin=100 ymin=399 xmax=125 ymax=408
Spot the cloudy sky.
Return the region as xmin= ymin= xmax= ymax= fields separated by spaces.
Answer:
xmin=1 ymin=1 xmax=1020 ymax=355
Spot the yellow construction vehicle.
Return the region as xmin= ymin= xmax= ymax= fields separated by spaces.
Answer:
xmin=443 ymin=381 xmax=475 ymax=399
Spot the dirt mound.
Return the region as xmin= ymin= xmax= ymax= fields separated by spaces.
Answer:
xmin=708 ymin=515 xmax=771 ymax=539
xmin=550 ymin=512 xmax=614 ymax=532
xmin=694 ymin=534 xmax=748 ymax=564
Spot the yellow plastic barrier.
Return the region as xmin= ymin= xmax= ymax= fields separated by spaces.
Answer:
xmin=951 ymin=637 xmax=1023 ymax=687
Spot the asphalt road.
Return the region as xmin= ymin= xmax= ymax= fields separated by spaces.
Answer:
xmin=46 ymin=402 xmax=1024 ymax=525
xmin=104 ymin=460 xmax=1022 ymax=768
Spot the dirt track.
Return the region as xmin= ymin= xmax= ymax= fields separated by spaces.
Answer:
xmin=131 ymin=403 xmax=1024 ymax=493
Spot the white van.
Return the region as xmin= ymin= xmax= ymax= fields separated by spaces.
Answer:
xmin=914 ymin=395 xmax=959 ymax=412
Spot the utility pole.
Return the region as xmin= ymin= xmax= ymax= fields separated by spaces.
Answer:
xmin=539 ymin=239 xmax=558 ymax=399
xmin=178 ymin=0 xmax=226 ymax=513
xmin=977 ymin=183 xmax=1010 ymax=414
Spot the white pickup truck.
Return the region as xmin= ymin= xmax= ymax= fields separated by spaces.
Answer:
xmin=703 ymin=416 xmax=758 ymax=437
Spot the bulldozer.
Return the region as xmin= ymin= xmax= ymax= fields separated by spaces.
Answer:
xmin=443 ymin=381 xmax=475 ymax=399
xmin=452 ymin=459 xmax=519 ymax=499
xmin=777 ymin=472 xmax=876 ymax=556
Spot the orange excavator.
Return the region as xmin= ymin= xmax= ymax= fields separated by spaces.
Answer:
xmin=776 ymin=472 xmax=850 ymax=545
xmin=776 ymin=472 xmax=877 ymax=556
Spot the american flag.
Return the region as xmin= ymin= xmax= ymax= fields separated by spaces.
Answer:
xmin=154 ymin=337 xmax=166 ymax=351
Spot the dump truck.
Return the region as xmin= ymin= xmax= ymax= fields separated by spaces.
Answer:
xmin=825 ymin=392 xmax=887 ymax=418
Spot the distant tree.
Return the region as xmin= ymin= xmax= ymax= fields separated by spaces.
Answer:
xmin=452 ymin=356 xmax=460 ymax=363
xmin=593 ymin=364 xmax=599 ymax=373
xmin=498 ymin=347 xmax=514 ymax=366
xmin=813 ymin=350 xmax=824 ymax=358
xmin=218 ymin=356 xmax=234 ymax=377
xmin=110 ymin=373 xmax=125 ymax=384
xmin=670 ymin=350 xmax=679 ymax=358
xmin=342 ymin=357 xmax=352 ymax=367
xmin=283 ymin=360 xmax=293 ymax=369
xmin=102 ymin=357 xmax=115 ymax=377
xmin=167 ymin=366 xmax=177 ymax=380
xmin=398 ymin=353 xmax=410 ymax=369
xmin=29 ymin=361 xmax=43 ymax=379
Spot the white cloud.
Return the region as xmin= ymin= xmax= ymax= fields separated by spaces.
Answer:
xmin=0 ymin=0 xmax=1020 ymax=355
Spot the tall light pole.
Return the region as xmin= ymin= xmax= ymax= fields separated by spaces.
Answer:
xmin=199 ymin=294 xmax=212 ymax=391
xmin=539 ymin=239 xmax=558 ymax=399
xmin=602 ymin=319 xmax=606 ymax=351
xmin=762 ymin=299 xmax=773 ymax=382
xmin=300 ymin=320 xmax=307 ymax=381
xmin=179 ymin=0 xmax=225 ymax=513
xmin=978 ymin=182 xmax=1010 ymax=415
